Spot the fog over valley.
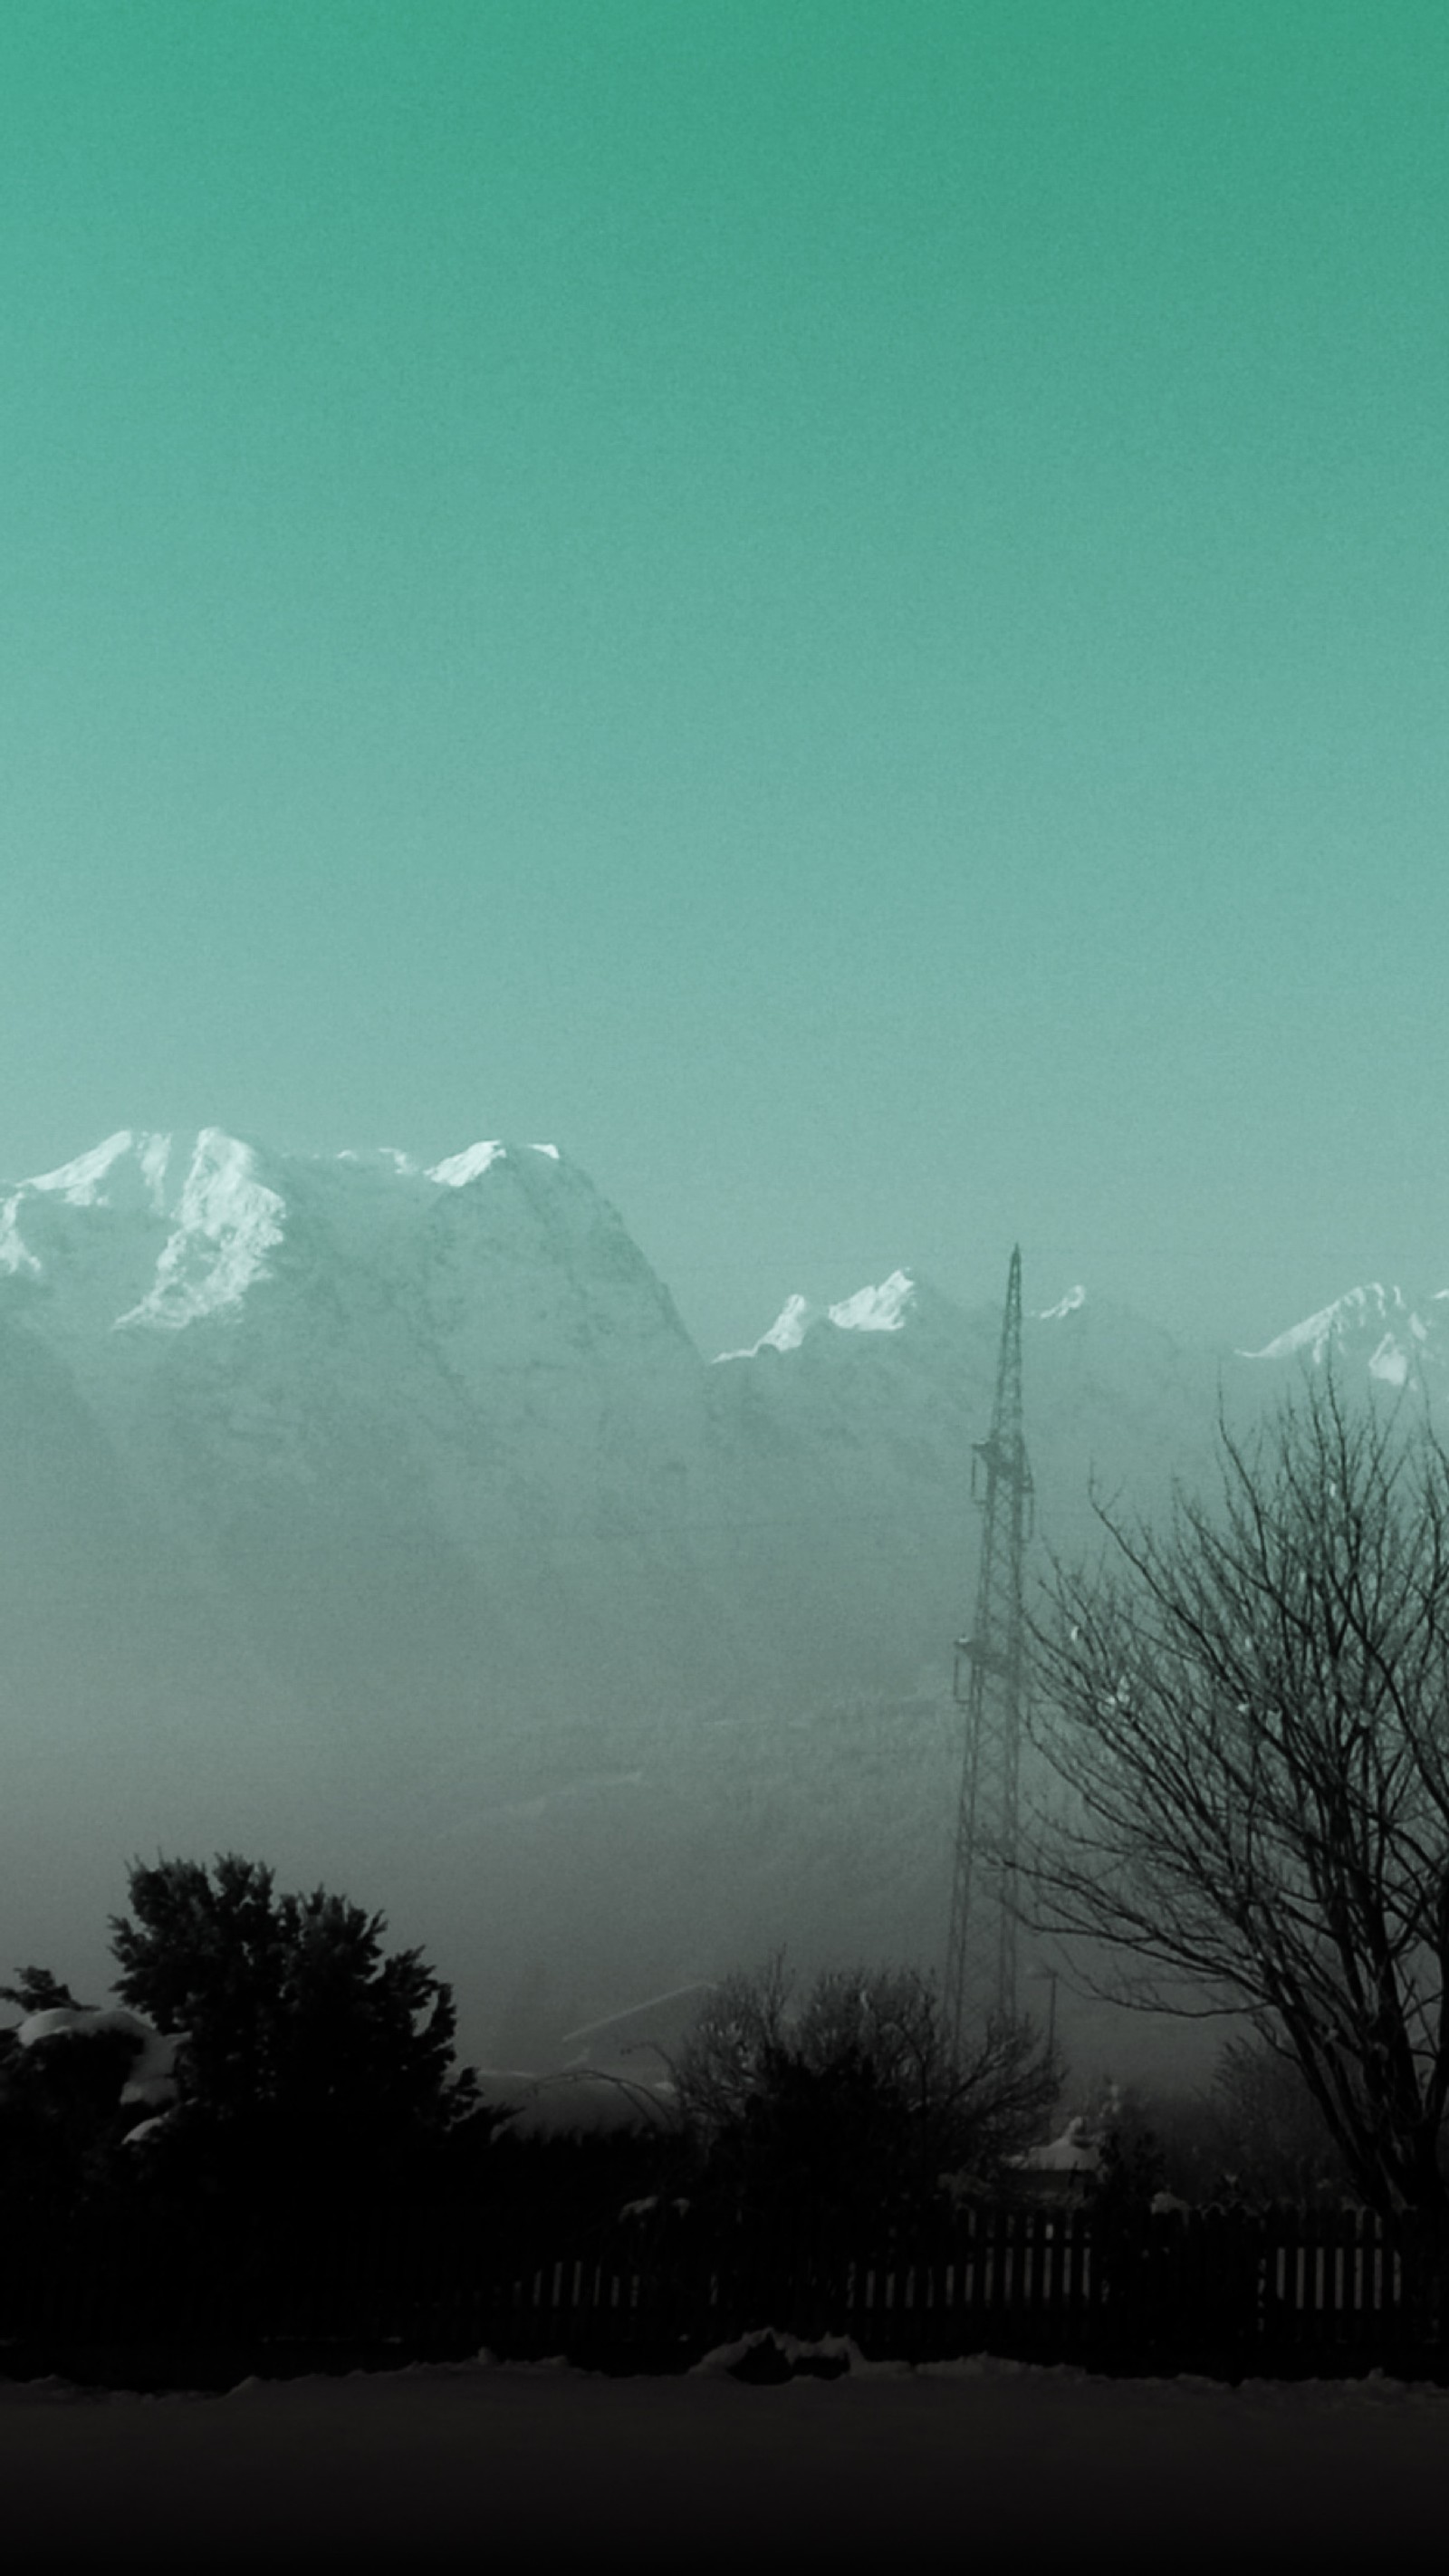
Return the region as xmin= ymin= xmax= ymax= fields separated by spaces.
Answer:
xmin=2 ymin=1122 xmax=1435 ymax=2085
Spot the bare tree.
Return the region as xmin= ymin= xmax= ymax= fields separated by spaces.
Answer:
xmin=1026 ymin=1371 xmax=1449 ymax=2216
xmin=1209 ymin=2032 xmax=1350 ymax=2205
xmin=668 ymin=1952 xmax=796 ymax=2141
xmin=671 ymin=1955 xmax=1059 ymax=2232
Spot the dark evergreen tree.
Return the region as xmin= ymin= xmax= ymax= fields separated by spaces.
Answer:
xmin=0 ymin=1966 xmax=85 ymax=2014
xmin=108 ymin=1853 xmax=478 ymax=2204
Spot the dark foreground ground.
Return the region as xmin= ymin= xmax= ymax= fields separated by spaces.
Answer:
xmin=1 ymin=2344 xmax=1444 ymax=2571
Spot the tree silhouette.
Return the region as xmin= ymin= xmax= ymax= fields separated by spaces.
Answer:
xmin=1028 ymin=1372 xmax=1449 ymax=2217
xmin=0 ymin=1990 xmax=138 ymax=2218
xmin=109 ymin=1853 xmax=477 ymax=2196
xmin=673 ymin=1956 xmax=1058 ymax=2251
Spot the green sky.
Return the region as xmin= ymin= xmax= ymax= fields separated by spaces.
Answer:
xmin=3 ymin=0 xmax=1446 ymax=1350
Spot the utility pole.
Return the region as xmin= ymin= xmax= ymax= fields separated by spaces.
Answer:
xmin=943 ymin=1245 xmax=1033 ymax=2051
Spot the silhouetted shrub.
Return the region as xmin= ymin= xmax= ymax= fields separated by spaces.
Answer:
xmin=672 ymin=1956 xmax=1060 ymax=2251
xmin=107 ymin=1852 xmax=480 ymax=2219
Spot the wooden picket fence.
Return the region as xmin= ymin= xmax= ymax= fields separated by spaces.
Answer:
xmin=477 ymin=2203 xmax=1444 ymax=2375
xmin=6 ymin=2202 xmax=1449 ymax=2381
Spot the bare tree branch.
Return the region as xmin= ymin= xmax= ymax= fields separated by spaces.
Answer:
xmin=1025 ymin=1370 xmax=1449 ymax=2216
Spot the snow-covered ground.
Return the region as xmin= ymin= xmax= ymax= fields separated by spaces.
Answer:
xmin=1 ymin=2344 xmax=1444 ymax=2569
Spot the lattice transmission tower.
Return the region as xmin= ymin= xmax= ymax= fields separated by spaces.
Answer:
xmin=943 ymin=1245 xmax=1034 ymax=2049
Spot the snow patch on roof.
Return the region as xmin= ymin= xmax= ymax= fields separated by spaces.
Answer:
xmin=1016 ymin=2116 xmax=1100 ymax=2174
xmin=114 ymin=1131 xmax=284 ymax=1331
xmin=18 ymin=2004 xmax=183 ymax=2106
xmin=474 ymin=2067 xmax=674 ymax=2135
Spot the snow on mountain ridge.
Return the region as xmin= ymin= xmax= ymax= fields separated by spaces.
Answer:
xmin=715 ymin=1293 xmax=817 ymax=1360
xmin=429 ymin=1140 xmax=507 ymax=1187
xmin=0 ymin=1129 xmax=169 ymax=1281
xmin=1241 ymin=1282 xmax=1449 ymax=1389
xmin=116 ymin=1131 xmax=284 ymax=1330
xmin=828 ymin=1270 xmax=915 ymax=1333
xmin=0 ymin=1127 xmax=578 ymax=1336
xmin=0 ymin=1129 xmax=1250 ymax=2049
xmin=26 ymin=1130 xmax=148 ymax=1205
xmin=715 ymin=1269 xmax=917 ymax=1362
xmin=426 ymin=1139 xmax=561 ymax=1187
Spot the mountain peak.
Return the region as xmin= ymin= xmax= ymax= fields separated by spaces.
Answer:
xmin=827 ymin=1270 xmax=916 ymax=1334
xmin=426 ymin=1139 xmax=560 ymax=1187
xmin=1241 ymin=1281 xmax=1449 ymax=1389
xmin=117 ymin=1131 xmax=284 ymax=1331
xmin=0 ymin=1127 xmax=586 ymax=1340
xmin=714 ymin=1268 xmax=918 ymax=1362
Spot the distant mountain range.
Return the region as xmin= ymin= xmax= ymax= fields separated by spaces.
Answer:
xmin=1239 ymin=1280 xmax=1449 ymax=1388
xmin=1 ymin=1126 xmax=1437 ymax=2065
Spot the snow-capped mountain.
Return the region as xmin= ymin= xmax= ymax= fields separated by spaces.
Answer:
xmin=0 ymin=1136 xmax=1201 ymax=1755
xmin=1240 ymin=1281 xmax=1449 ymax=1390
xmin=715 ymin=1269 xmax=918 ymax=1358
xmin=0 ymin=1125 xmax=697 ymax=1390
xmin=0 ymin=1138 xmax=1221 ymax=1751
xmin=0 ymin=1122 xmax=1420 ymax=2062
xmin=0 ymin=1128 xmax=722 ymax=1794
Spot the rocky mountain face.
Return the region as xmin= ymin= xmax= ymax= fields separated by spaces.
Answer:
xmin=0 ymin=1126 xmax=1433 ymax=2063
xmin=1240 ymin=1280 xmax=1449 ymax=1391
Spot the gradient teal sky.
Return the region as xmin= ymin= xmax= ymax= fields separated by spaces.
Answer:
xmin=4 ymin=2 xmax=1446 ymax=1351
